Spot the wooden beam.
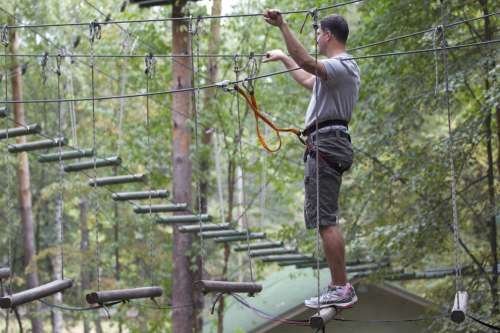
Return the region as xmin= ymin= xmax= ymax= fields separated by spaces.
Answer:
xmin=199 ymin=230 xmax=246 ymax=238
xmin=134 ymin=203 xmax=188 ymax=214
xmin=178 ymin=223 xmax=231 ymax=233
xmin=233 ymin=241 xmax=284 ymax=252
xmin=112 ymin=189 xmax=169 ymax=201
xmin=156 ymin=214 xmax=211 ymax=224
xmin=0 ymin=279 xmax=73 ymax=309
xmin=195 ymin=280 xmax=262 ymax=296
xmin=0 ymin=267 xmax=11 ymax=280
xmin=260 ymin=254 xmax=312 ymax=263
xmin=64 ymin=156 xmax=121 ymax=172
xmin=86 ymin=286 xmax=163 ymax=304
xmin=310 ymin=307 xmax=337 ymax=329
xmin=0 ymin=123 xmax=41 ymax=140
xmin=214 ymin=232 xmax=266 ymax=243
xmin=249 ymin=247 xmax=297 ymax=258
xmin=88 ymin=174 xmax=145 ymax=186
xmin=8 ymin=137 xmax=66 ymax=153
xmin=38 ymin=149 xmax=94 ymax=163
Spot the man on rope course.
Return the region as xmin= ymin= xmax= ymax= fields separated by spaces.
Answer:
xmin=263 ymin=10 xmax=360 ymax=309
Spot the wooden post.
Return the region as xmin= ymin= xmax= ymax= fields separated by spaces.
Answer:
xmin=8 ymin=20 xmax=43 ymax=333
xmin=170 ymin=1 xmax=195 ymax=332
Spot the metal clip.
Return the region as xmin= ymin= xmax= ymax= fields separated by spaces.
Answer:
xmin=299 ymin=8 xmax=318 ymax=34
xmin=89 ymin=20 xmax=102 ymax=44
xmin=0 ymin=24 xmax=9 ymax=47
xmin=39 ymin=51 xmax=49 ymax=84
xmin=144 ymin=52 xmax=156 ymax=78
xmin=215 ymin=79 xmax=233 ymax=92
xmin=56 ymin=49 xmax=65 ymax=76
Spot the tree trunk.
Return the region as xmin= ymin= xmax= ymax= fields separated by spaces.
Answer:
xmin=79 ymin=198 xmax=91 ymax=333
xmin=480 ymin=0 xmax=498 ymax=315
xmin=171 ymin=1 xmax=195 ymax=332
xmin=8 ymin=19 xmax=43 ymax=333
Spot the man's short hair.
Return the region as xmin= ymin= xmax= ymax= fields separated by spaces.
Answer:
xmin=320 ymin=15 xmax=349 ymax=44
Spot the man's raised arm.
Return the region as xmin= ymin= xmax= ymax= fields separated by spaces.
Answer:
xmin=263 ymin=9 xmax=328 ymax=81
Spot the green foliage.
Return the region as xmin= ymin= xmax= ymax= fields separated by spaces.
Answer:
xmin=0 ymin=0 xmax=497 ymax=332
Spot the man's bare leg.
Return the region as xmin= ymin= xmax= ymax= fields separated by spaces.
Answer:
xmin=319 ymin=225 xmax=347 ymax=286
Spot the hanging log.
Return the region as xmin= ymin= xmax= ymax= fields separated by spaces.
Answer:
xmin=178 ymin=223 xmax=231 ymax=233
xmin=450 ymin=291 xmax=468 ymax=323
xmin=8 ymin=137 xmax=66 ymax=153
xmin=156 ymin=214 xmax=211 ymax=224
xmin=86 ymin=286 xmax=163 ymax=304
xmin=38 ymin=149 xmax=94 ymax=163
xmin=214 ymin=232 xmax=266 ymax=243
xmin=134 ymin=203 xmax=188 ymax=214
xmin=0 ymin=267 xmax=11 ymax=280
xmin=260 ymin=254 xmax=312 ymax=263
xmin=0 ymin=123 xmax=41 ymax=140
xmin=310 ymin=307 xmax=337 ymax=329
xmin=199 ymin=230 xmax=246 ymax=239
xmin=112 ymin=189 xmax=169 ymax=201
xmin=88 ymin=174 xmax=145 ymax=187
xmin=63 ymin=156 xmax=122 ymax=172
xmin=195 ymin=280 xmax=262 ymax=296
xmin=249 ymin=247 xmax=297 ymax=258
xmin=0 ymin=279 xmax=73 ymax=309
xmin=233 ymin=241 xmax=284 ymax=252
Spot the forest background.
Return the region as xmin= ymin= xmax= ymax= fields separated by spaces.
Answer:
xmin=0 ymin=0 xmax=497 ymax=332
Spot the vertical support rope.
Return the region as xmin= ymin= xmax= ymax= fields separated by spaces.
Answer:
xmin=2 ymin=28 xmax=12 ymax=331
xmin=89 ymin=21 xmax=101 ymax=292
xmin=145 ymin=53 xmax=155 ymax=285
xmin=189 ymin=16 xmax=206 ymax=271
xmin=312 ymin=9 xmax=322 ymax=315
xmin=56 ymin=52 xmax=65 ymax=280
xmin=233 ymin=55 xmax=255 ymax=282
xmin=440 ymin=1 xmax=463 ymax=294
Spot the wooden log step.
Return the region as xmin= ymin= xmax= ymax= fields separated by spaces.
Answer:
xmin=0 ymin=279 xmax=73 ymax=309
xmin=195 ymin=280 xmax=262 ymax=296
xmin=233 ymin=241 xmax=284 ymax=252
xmin=112 ymin=190 xmax=169 ymax=201
xmin=86 ymin=286 xmax=163 ymax=305
xmin=156 ymin=214 xmax=211 ymax=225
xmin=214 ymin=232 xmax=266 ymax=243
xmin=451 ymin=291 xmax=468 ymax=323
xmin=88 ymin=174 xmax=145 ymax=187
xmin=0 ymin=267 xmax=11 ymax=280
xmin=199 ymin=230 xmax=247 ymax=239
xmin=135 ymin=203 xmax=187 ymax=214
xmin=310 ymin=307 xmax=338 ymax=329
xmin=178 ymin=223 xmax=231 ymax=233
xmin=260 ymin=254 xmax=312 ymax=263
xmin=0 ymin=123 xmax=41 ymax=140
xmin=249 ymin=247 xmax=297 ymax=258
xmin=38 ymin=148 xmax=94 ymax=163
xmin=64 ymin=156 xmax=121 ymax=172
xmin=8 ymin=137 xmax=66 ymax=153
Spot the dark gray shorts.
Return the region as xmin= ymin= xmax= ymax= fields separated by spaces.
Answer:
xmin=304 ymin=130 xmax=353 ymax=229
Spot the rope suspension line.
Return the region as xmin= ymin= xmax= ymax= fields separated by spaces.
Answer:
xmin=0 ymin=39 xmax=497 ymax=105
xmin=4 ymin=0 xmax=364 ymax=30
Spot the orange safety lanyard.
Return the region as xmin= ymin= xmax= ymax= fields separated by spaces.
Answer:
xmin=234 ymin=84 xmax=305 ymax=153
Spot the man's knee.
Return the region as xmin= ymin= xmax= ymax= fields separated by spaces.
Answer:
xmin=319 ymin=224 xmax=339 ymax=237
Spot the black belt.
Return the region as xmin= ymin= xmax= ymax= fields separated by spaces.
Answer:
xmin=302 ymin=119 xmax=348 ymax=137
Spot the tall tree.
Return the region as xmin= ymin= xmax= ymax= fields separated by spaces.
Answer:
xmin=8 ymin=17 xmax=43 ymax=333
xmin=170 ymin=0 xmax=196 ymax=331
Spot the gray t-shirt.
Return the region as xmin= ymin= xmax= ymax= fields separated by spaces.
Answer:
xmin=304 ymin=52 xmax=360 ymax=128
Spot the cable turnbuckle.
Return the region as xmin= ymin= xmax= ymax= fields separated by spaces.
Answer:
xmin=0 ymin=24 xmax=9 ymax=46
xmin=144 ymin=52 xmax=156 ymax=78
